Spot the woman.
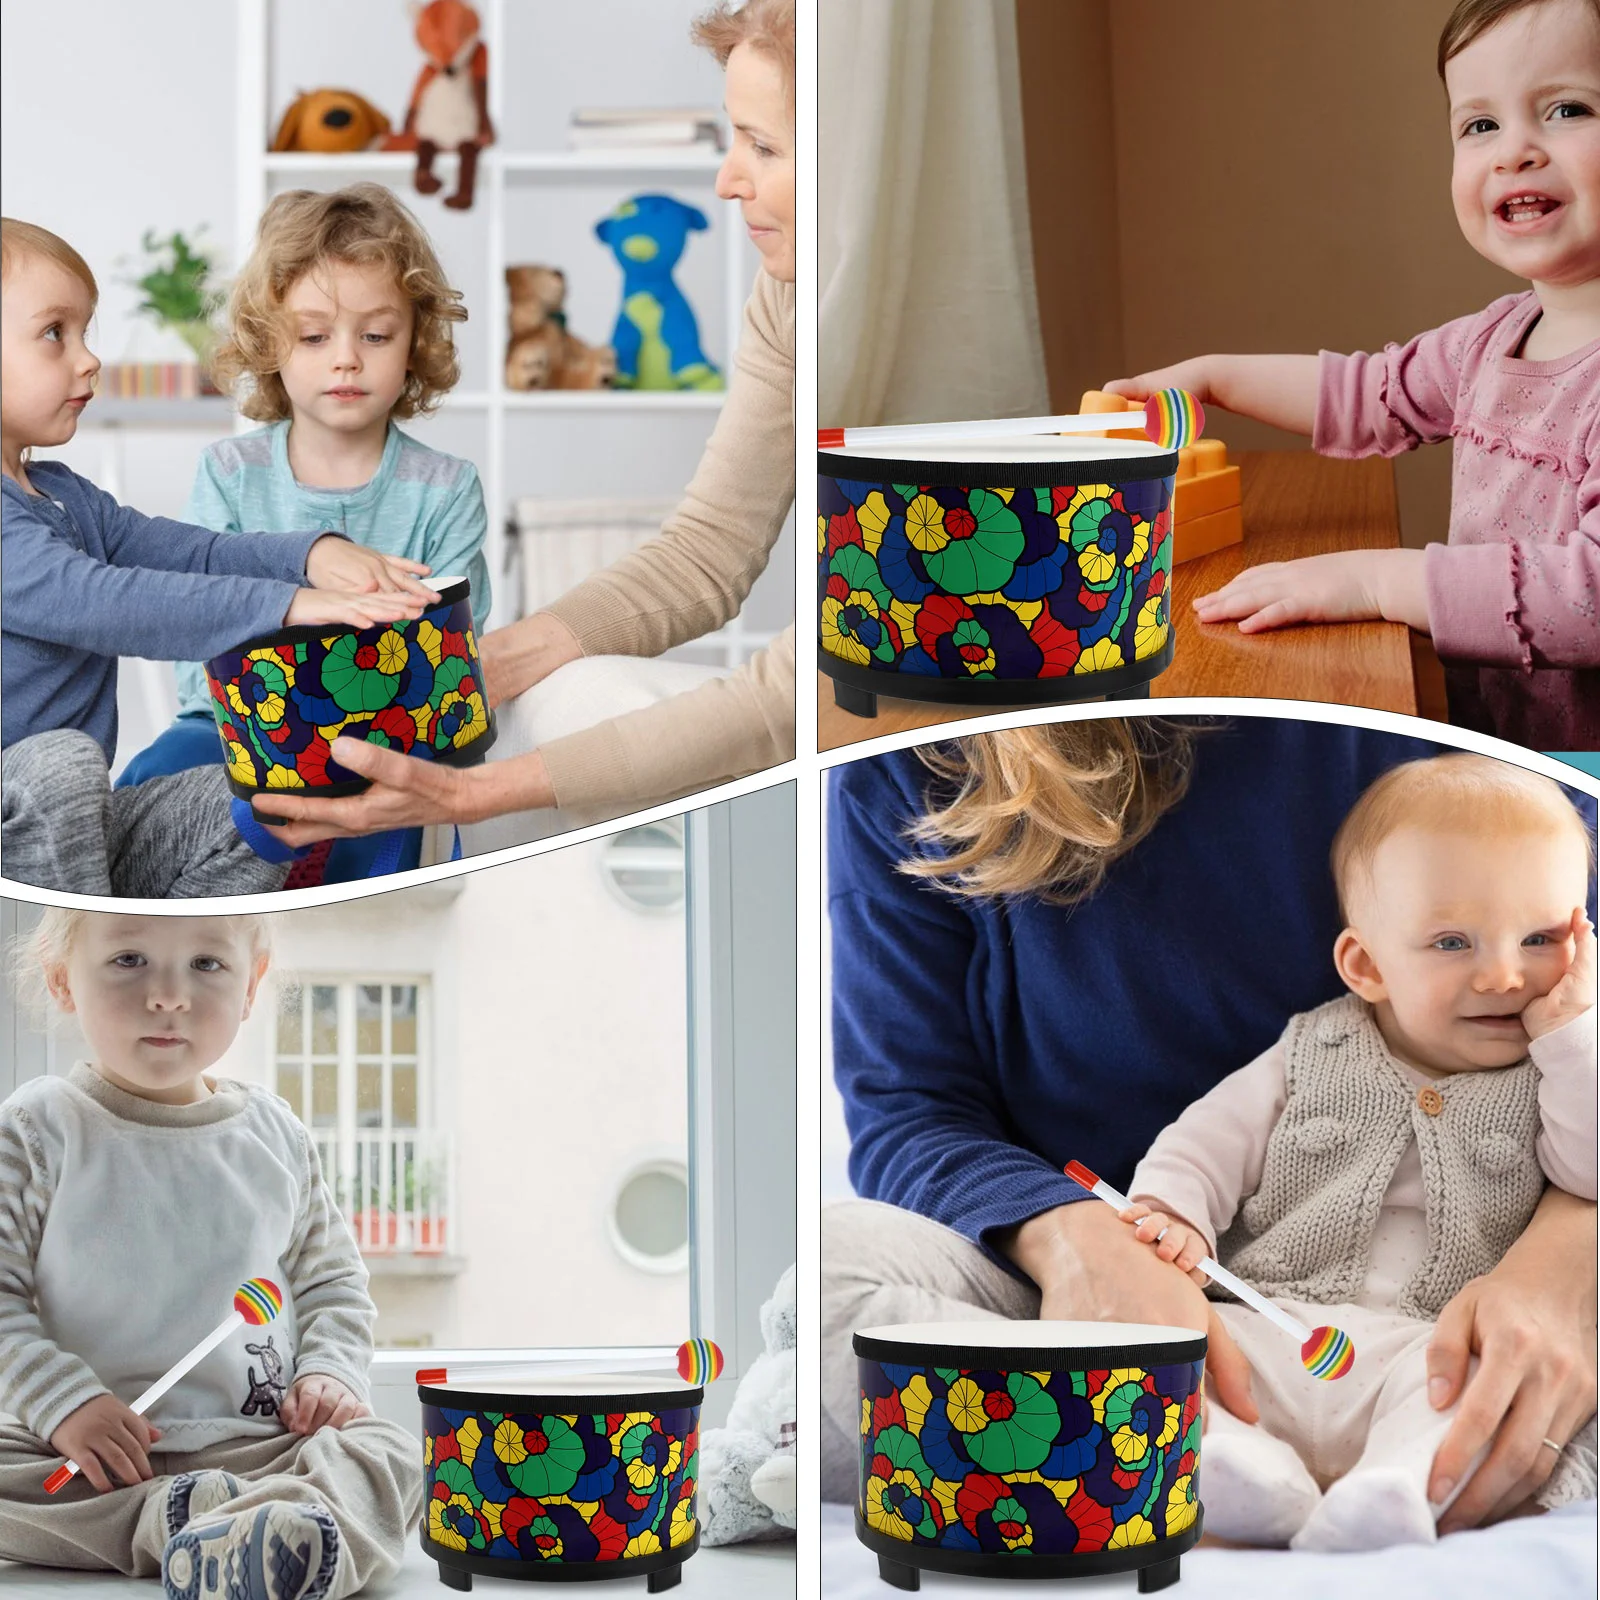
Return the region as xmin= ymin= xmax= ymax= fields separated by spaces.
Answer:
xmin=821 ymin=717 xmax=1598 ymax=1536
xmin=257 ymin=0 xmax=796 ymax=854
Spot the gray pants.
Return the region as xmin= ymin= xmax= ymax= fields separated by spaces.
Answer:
xmin=1 ymin=730 xmax=289 ymax=897
xmin=0 ymin=1416 xmax=421 ymax=1598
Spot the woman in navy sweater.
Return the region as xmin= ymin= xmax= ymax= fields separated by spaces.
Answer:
xmin=822 ymin=716 xmax=1597 ymax=1533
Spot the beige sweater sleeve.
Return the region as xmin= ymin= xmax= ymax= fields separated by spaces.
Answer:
xmin=1127 ymin=1040 xmax=1289 ymax=1258
xmin=534 ymin=271 xmax=796 ymax=810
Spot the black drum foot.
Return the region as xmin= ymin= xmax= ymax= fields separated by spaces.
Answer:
xmin=832 ymin=679 xmax=879 ymax=718
xmin=1107 ymin=681 xmax=1151 ymax=701
xmin=1138 ymin=1554 xmax=1181 ymax=1592
xmin=647 ymin=1563 xmax=683 ymax=1592
xmin=876 ymin=1553 xmax=920 ymax=1591
xmin=438 ymin=1565 xmax=471 ymax=1591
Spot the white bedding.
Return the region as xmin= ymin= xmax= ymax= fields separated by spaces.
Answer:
xmin=820 ymin=1499 xmax=1597 ymax=1599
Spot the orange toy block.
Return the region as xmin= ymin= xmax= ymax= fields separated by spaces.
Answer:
xmin=1077 ymin=391 xmax=1243 ymax=564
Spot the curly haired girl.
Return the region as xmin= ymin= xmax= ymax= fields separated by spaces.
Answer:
xmin=121 ymin=184 xmax=491 ymax=880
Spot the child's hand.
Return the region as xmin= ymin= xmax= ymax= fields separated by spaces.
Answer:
xmin=279 ymin=1374 xmax=370 ymax=1436
xmin=1104 ymin=358 xmax=1219 ymax=407
xmin=49 ymin=1393 xmax=163 ymax=1492
xmin=1119 ymin=1203 xmax=1211 ymax=1286
xmin=305 ymin=535 xmax=436 ymax=606
xmin=1193 ymin=549 xmax=1430 ymax=634
xmin=285 ymin=587 xmax=430 ymax=632
xmin=1522 ymin=910 xmax=1596 ymax=1041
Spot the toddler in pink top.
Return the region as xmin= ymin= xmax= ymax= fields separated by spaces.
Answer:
xmin=1110 ymin=0 xmax=1600 ymax=752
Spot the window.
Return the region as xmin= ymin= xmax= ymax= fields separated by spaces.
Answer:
xmin=270 ymin=978 xmax=446 ymax=1258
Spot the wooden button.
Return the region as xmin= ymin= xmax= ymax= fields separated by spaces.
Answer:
xmin=1417 ymin=1086 xmax=1444 ymax=1116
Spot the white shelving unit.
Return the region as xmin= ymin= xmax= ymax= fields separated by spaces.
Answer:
xmin=231 ymin=0 xmax=768 ymax=661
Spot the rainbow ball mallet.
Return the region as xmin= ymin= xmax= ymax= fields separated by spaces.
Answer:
xmin=416 ymin=1336 xmax=725 ymax=1389
xmin=1065 ymin=1161 xmax=1355 ymax=1381
xmin=44 ymin=1278 xmax=282 ymax=1493
xmin=817 ymin=387 xmax=1207 ymax=454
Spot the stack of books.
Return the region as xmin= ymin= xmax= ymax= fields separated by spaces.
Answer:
xmin=567 ymin=108 xmax=723 ymax=152
xmin=101 ymin=362 xmax=218 ymax=400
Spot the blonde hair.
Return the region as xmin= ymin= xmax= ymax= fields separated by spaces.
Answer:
xmin=901 ymin=720 xmax=1203 ymax=905
xmin=0 ymin=218 xmax=99 ymax=307
xmin=213 ymin=184 xmax=465 ymax=422
xmin=12 ymin=909 xmax=274 ymax=1020
xmin=692 ymin=0 xmax=795 ymax=98
xmin=1332 ymin=754 xmax=1594 ymax=918
xmin=1439 ymin=0 xmax=1600 ymax=78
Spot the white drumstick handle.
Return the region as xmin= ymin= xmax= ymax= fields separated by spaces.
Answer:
xmin=418 ymin=1351 xmax=678 ymax=1387
xmin=1078 ymin=1173 xmax=1312 ymax=1345
xmin=830 ymin=412 xmax=1134 ymax=450
xmin=45 ymin=1310 xmax=246 ymax=1491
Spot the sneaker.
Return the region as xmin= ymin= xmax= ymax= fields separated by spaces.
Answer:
xmin=163 ymin=1501 xmax=340 ymax=1600
xmin=164 ymin=1470 xmax=243 ymax=1540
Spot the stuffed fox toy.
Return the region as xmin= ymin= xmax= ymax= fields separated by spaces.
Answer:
xmin=383 ymin=0 xmax=493 ymax=210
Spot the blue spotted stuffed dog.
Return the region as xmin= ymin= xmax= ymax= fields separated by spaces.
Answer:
xmin=595 ymin=193 xmax=723 ymax=391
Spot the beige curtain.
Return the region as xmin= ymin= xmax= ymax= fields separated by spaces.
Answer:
xmin=819 ymin=0 xmax=1050 ymax=428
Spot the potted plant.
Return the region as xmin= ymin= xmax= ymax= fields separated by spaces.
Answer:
xmin=124 ymin=228 xmax=226 ymax=382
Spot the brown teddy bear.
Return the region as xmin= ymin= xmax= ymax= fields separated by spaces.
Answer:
xmin=271 ymin=89 xmax=392 ymax=153
xmin=504 ymin=265 xmax=615 ymax=391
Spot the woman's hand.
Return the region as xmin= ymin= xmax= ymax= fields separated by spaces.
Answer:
xmin=305 ymin=535 xmax=436 ymax=604
xmin=1521 ymin=910 xmax=1596 ymax=1042
xmin=1119 ymin=1202 xmax=1212 ymax=1286
xmin=479 ymin=613 xmax=584 ymax=709
xmin=280 ymin=1374 xmax=370 ymax=1436
xmin=50 ymin=1394 xmax=163 ymax=1492
xmin=1426 ymin=1186 xmax=1598 ymax=1532
xmin=252 ymin=740 xmax=555 ymax=845
xmin=1003 ymin=1200 xmax=1258 ymax=1428
xmin=1193 ymin=549 xmax=1430 ymax=635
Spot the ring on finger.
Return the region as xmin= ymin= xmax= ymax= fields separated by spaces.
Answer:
xmin=1542 ymin=1436 xmax=1563 ymax=1454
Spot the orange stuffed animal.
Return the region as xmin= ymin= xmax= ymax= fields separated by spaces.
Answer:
xmin=271 ymin=89 xmax=391 ymax=153
xmin=382 ymin=0 xmax=494 ymax=210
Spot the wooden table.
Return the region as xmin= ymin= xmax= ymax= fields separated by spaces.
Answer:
xmin=818 ymin=451 xmax=1421 ymax=753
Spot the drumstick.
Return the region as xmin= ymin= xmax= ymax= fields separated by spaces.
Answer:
xmin=416 ymin=1336 xmax=724 ymax=1388
xmin=44 ymin=1278 xmax=283 ymax=1493
xmin=817 ymin=388 xmax=1205 ymax=454
xmin=1064 ymin=1161 xmax=1355 ymax=1380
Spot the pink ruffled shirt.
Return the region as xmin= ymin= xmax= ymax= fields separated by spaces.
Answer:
xmin=1315 ymin=292 xmax=1600 ymax=749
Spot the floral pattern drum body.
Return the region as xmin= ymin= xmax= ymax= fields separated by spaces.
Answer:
xmin=854 ymin=1322 xmax=1205 ymax=1584
xmin=419 ymin=1387 xmax=701 ymax=1584
xmin=819 ymin=439 xmax=1178 ymax=705
xmin=204 ymin=578 xmax=495 ymax=799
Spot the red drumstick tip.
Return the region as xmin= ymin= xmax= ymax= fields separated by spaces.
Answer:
xmin=817 ymin=428 xmax=846 ymax=449
xmin=1064 ymin=1160 xmax=1100 ymax=1190
xmin=43 ymin=1464 xmax=73 ymax=1494
xmin=415 ymin=1367 xmax=447 ymax=1385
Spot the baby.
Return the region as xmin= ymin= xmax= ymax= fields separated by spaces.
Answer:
xmin=1115 ymin=754 xmax=1596 ymax=1550
xmin=0 ymin=910 xmax=420 ymax=1600
xmin=119 ymin=184 xmax=492 ymax=884
xmin=1109 ymin=0 xmax=1600 ymax=751
xmin=0 ymin=218 xmax=432 ymax=896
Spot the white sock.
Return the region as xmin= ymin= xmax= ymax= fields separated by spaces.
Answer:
xmin=1290 ymin=1466 xmax=1436 ymax=1553
xmin=1200 ymin=1427 xmax=1323 ymax=1546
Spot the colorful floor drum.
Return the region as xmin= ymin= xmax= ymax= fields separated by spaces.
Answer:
xmin=819 ymin=438 xmax=1177 ymax=716
xmin=205 ymin=576 xmax=495 ymax=799
xmin=419 ymin=1374 xmax=703 ymax=1590
xmin=855 ymin=1321 xmax=1205 ymax=1592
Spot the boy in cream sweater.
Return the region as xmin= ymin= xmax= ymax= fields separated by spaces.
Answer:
xmin=1119 ymin=754 xmax=1596 ymax=1550
xmin=0 ymin=910 xmax=420 ymax=1600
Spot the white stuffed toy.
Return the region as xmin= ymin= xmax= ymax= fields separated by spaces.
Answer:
xmin=699 ymin=1264 xmax=796 ymax=1544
